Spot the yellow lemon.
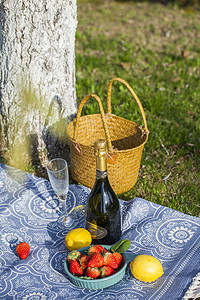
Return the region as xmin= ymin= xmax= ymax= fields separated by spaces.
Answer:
xmin=130 ymin=255 xmax=164 ymax=282
xmin=65 ymin=228 xmax=92 ymax=251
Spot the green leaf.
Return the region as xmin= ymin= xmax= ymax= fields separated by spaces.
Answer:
xmin=110 ymin=239 xmax=131 ymax=254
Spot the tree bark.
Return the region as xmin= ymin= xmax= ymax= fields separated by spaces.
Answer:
xmin=0 ymin=0 xmax=77 ymax=167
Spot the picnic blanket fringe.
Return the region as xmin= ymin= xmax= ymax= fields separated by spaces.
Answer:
xmin=182 ymin=272 xmax=200 ymax=299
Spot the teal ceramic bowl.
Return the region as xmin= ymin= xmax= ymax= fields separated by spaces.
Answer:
xmin=64 ymin=245 xmax=134 ymax=289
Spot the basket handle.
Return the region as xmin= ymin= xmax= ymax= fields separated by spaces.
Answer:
xmin=74 ymin=94 xmax=114 ymax=153
xmin=107 ymin=77 xmax=148 ymax=133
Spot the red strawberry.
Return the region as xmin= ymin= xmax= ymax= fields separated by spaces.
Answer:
xmin=103 ymin=252 xmax=118 ymax=269
xmin=87 ymin=245 xmax=102 ymax=255
xmin=67 ymin=250 xmax=82 ymax=263
xmin=112 ymin=252 xmax=122 ymax=266
xmin=88 ymin=253 xmax=104 ymax=268
xmin=69 ymin=260 xmax=83 ymax=276
xmin=16 ymin=242 xmax=30 ymax=259
xmin=79 ymin=254 xmax=90 ymax=270
xmin=85 ymin=267 xmax=100 ymax=279
xmin=96 ymin=245 xmax=108 ymax=254
xmin=100 ymin=266 xmax=116 ymax=278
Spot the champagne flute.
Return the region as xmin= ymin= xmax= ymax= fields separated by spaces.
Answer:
xmin=46 ymin=158 xmax=73 ymax=228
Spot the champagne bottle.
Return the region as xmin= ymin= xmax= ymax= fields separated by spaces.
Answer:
xmin=85 ymin=139 xmax=121 ymax=245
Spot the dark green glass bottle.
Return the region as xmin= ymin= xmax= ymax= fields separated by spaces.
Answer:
xmin=85 ymin=139 xmax=121 ymax=245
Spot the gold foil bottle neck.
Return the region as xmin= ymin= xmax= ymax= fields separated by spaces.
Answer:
xmin=94 ymin=140 xmax=107 ymax=172
xmin=94 ymin=139 xmax=107 ymax=156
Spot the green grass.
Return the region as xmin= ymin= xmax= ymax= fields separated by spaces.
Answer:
xmin=2 ymin=0 xmax=199 ymax=218
xmin=75 ymin=0 xmax=200 ymax=217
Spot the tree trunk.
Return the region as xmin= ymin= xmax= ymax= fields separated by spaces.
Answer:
xmin=0 ymin=0 xmax=77 ymax=168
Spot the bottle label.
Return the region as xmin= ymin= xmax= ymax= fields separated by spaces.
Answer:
xmin=86 ymin=221 xmax=107 ymax=239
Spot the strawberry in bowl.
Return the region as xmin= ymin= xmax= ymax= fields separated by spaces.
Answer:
xmin=64 ymin=240 xmax=131 ymax=289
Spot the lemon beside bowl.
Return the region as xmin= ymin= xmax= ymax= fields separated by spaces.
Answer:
xmin=130 ymin=254 xmax=164 ymax=282
xmin=65 ymin=228 xmax=92 ymax=251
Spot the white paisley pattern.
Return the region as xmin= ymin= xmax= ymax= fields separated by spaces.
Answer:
xmin=0 ymin=163 xmax=200 ymax=300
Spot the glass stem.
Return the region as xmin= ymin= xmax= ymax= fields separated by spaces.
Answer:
xmin=63 ymin=198 xmax=68 ymax=217
xmin=59 ymin=195 xmax=69 ymax=217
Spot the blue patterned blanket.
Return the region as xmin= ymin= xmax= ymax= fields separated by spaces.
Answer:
xmin=0 ymin=163 xmax=199 ymax=299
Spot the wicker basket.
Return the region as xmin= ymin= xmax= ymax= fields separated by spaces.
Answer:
xmin=67 ymin=77 xmax=148 ymax=194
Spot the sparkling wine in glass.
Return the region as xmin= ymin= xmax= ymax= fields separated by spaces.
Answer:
xmin=46 ymin=158 xmax=72 ymax=228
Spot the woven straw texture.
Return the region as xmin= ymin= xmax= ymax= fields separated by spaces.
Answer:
xmin=67 ymin=77 xmax=148 ymax=194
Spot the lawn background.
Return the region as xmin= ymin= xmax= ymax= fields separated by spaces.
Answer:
xmin=75 ymin=0 xmax=200 ymax=217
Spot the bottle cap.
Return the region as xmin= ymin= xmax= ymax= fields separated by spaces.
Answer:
xmin=94 ymin=139 xmax=107 ymax=156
